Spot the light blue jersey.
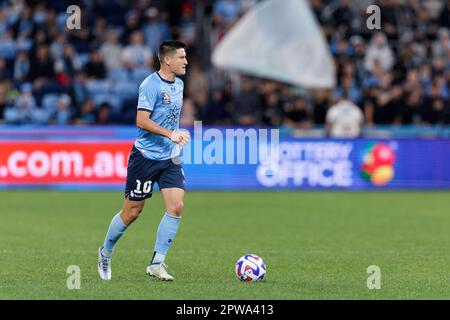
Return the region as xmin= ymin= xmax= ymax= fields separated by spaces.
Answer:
xmin=134 ymin=72 xmax=184 ymax=160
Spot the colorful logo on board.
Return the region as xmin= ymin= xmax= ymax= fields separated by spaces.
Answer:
xmin=361 ymin=142 xmax=396 ymax=186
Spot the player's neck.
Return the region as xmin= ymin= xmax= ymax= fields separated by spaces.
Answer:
xmin=157 ymin=69 xmax=176 ymax=83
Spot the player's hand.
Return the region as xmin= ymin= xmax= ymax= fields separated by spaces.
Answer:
xmin=170 ymin=130 xmax=190 ymax=147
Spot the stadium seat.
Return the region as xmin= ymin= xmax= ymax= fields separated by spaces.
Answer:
xmin=16 ymin=39 xmax=33 ymax=52
xmin=113 ymin=81 xmax=138 ymax=100
xmin=41 ymin=93 xmax=61 ymax=112
xmin=56 ymin=12 xmax=68 ymax=31
xmin=6 ymin=11 xmax=19 ymax=25
xmin=78 ymin=53 xmax=91 ymax=68
xmin=121 ymin=97 xmax=139 ymax=124
xmin=107 ymin=68 xmax=130 ymax=83
xmin=3 ymin=107 xmax=49 ymax=124
xmin=3 ymin=107 xmax=18 ymax=124
xmin=92 ymin=93 xmax=121 ymax=111
xmin=0 ymin=40 xmax=16 ymax=59
xmin=86 ymin=80 xmax=112 ymax=95
xmin=32 ymin=108 xmax=50 ymax=124
xmin=131 ymin=68 xmax=153 ymax=84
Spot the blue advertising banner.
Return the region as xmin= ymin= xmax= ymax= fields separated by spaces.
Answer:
xmin=0 ymin=126 xmax=449 ymax=190
xmin=182 ymin=138 xmax=450 ymax=190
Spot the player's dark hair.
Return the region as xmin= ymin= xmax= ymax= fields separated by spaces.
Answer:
xmin=158 ymin=40 xmax=186 ymax=63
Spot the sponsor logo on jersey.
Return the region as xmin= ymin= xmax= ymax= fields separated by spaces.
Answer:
xmin=162 ymin=92 xmax=171 ymax=104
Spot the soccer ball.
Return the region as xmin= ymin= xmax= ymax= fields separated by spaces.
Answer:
xmin=235 ymin=254 xmax=266 ymax=281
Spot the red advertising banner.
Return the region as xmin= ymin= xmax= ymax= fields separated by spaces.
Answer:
xmin=0 ymin=141 xmax=133 ymax=184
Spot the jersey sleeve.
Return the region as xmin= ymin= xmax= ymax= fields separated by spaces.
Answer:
xmin=137 ymin=80 xmax=158 ymax=112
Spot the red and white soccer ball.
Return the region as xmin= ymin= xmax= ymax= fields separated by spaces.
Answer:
xmin=235 ymin=254 xmax=266 ymax=282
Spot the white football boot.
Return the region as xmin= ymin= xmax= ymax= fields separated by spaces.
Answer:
xmin=97 ymin=247 xmax=112 ymax=280
xmin=146 ymin=263 xmax=174 ymax=281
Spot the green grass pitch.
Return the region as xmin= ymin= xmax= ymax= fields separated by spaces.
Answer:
xmin=1 ymin=190 xmax=450 ymax=299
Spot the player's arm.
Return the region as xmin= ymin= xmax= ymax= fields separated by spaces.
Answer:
xmin=136 ymin=110 xmax=189 ymax=146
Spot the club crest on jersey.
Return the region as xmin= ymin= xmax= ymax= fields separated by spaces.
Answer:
xmin=162 ymin=92 xmax=171 ymax=104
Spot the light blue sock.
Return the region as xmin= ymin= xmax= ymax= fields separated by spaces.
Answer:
xmin=101 ymin=212 xmax=127 ymax=258
xmin=151 ymin=212 xmax=181 ymax=264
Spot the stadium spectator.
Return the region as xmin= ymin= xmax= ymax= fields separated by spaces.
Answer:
xmin=49 ymin=34 xmax=66 ymax=61
xmin=348 ymin=35 xmax=366 ymax=74
xmin=100 ymin=28 xmax=123 ymax=70
xmin=377 ymin=0 xmax=399 ymax=37
xmin=72 ymin=98 xmax=96 ymax=125
xmin=143 ymin=7 xmax=172 ymax=56
xmin=91 ymin=17 xmax=108 ymax=48
xmin=404 ymin=68 xmax=421 ymax=92
xmin=234 ymin=76 xmax=261 ymax=125
xmin=28 ymin=44 xmax=55 ymax=84
xmin=69 ymin=71 xmax=90 ymax=110
xmin=417 ymin=0 xmax=445 ymax=22
xmin=364 ymin=72 xmax=403 ymax=125
xmin=186 ymin=57 xmax=209 ymax=110
xmin=334 ymin=75 xmax=361 ymax=104
xmin=398 ymin=32 xmax=427 ymax=67
xmin=178 ymin=3 xmax=197 ymax=48
xmin=311 ymin=89 xmax=331 ymax=125
xmin=326 ymin=91 xmax=363 ymax=138
xmin=13 ymin=51 xmax=29 ymax=83
xmin=422 ymin=78 xmax=450 ymax=124
xmin=432 ymin=28 xmax=450 ymax=59
xmin=0 ymin=0 xmax=448 ymax=128
xmin=419 ymin=63 xmax=433 ymax=86
xmin=398 ymin=87 xmax=424 ymax=124
xmin=122 ymin=31 xmax=153 ymax=71
xmin=0 ymin=80 xmax=14 ymax=122
xmin=10 ymin=6 xmax=35 ymax=40
xmin=364 ymin=32 xmax=395 ymax=73
xmin=95 ymin=102 xmax=115 ymax=125
xmin=262 ymin=91 xmax=283 ymax=127
xmin=212 ymin=0 xmax=241 ymax=42
xmin=331 ymin=0 xmax=354 ymax=30
xmin=438 ymin=1 xmax=450 ymax=28
xmin=0 ymin=8 xmax=7 ymax=38
xmin=55 ymin=43 xmax=82 ymax=84
xmin=49 ymin=94 xmax=72 ymax=125
xmin=201 ymin=87 xmax=229 ymax=125
xmin=179 ymin=97 xmax=196 ymax=127
xmin=0 ymin=57 xmax=10 ymax=79
xmin=67 ymin=25 xmax=91 ymax=54
xmin=213 ymin=0 xmax=240 ymax=25
xmin=121 ymin=10 xmax=142 ymax=45
xmin=84 ymin=49 xmax=106 ymax=80
xmin=5 ymin=83 xmax=38 ymax=124
xmin=283 ymin=96 xmax=312 ymax=130
xmin=0 ymin=30 xmax=17 ymax=61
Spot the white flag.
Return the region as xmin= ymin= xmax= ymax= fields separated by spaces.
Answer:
xmin=212 ymin=0 xmax=335 ymax=88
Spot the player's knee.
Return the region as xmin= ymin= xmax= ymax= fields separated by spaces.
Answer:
xmin=168 ymin=201 xmax=184 ymax=216
xmin=123 ymin=206 xmax=143 ymax=224
xmin=130 ymin=206 xmax=144 ymax=219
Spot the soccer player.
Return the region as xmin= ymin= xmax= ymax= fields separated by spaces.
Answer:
xmin=97 ymin=40 xmax=190 ymax=281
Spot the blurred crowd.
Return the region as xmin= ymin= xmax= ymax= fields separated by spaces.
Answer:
xmin=0 ymin=0 xmax=449 ymax=128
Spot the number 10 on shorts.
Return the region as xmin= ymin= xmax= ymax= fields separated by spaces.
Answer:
xmin=134 ymin=179 xmax=152 ymax=194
